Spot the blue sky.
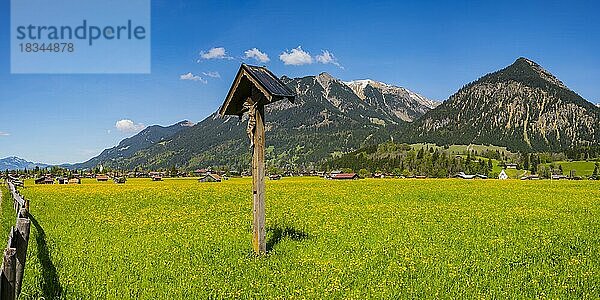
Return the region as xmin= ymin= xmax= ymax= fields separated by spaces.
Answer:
xmin=1 ymin=0 xmax=599 ymax=164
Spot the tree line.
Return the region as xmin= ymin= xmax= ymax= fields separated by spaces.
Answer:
xmin=322 ymin=143 xmax=494 ymax=178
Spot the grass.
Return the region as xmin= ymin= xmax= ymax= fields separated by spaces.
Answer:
xmin=412 ymin=143 xmax=517 ymax=176
xmin=11 ymin=177 xmax=600 ymax=298
xmin=0 ymin=183 xmax=17 ymax=239
xmin=544 ymin=161 xmax=599 ymax=177
xmin=503 ymin=168 xmax=529 ymax=179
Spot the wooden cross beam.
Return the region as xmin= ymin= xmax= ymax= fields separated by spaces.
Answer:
xmin=219 ymin=64 xmax=295 ymax=255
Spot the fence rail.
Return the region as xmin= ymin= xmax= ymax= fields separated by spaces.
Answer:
xmin=0 ymin=179 xmax=31 ymax=300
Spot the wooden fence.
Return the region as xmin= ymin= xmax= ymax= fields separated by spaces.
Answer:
xmin=0 ymin=180 xmax=31 ymax=300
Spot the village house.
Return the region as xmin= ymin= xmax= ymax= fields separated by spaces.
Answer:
xmin=330 ymin=173 xmax=359 ymax=180
xmin=455 ymin=172 xmax=475 ymax=179
xmin=35 ymin=176 xmax=54 ymax=184
xmin=498 ymin=169 xmax=509 ymax=180
xmin=194 ymin=169 xmax=210 ymax=176
xmin=199 ymin=174 xmax=221 ymax=182
xmin=455 ymin=172 xmax=487 ymax=179
xmin=149 ymin=171 xmax=166 ymax=177
xmin=96 ymin=175 xmax=109 ymax=182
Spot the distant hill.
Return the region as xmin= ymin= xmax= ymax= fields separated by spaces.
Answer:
xmin=0 ymin=156 xmax=50 ymax=171
xmin=70 ymin=120 xmax=195 ymax=169
xmin=406 ymin=58 xmax=600 ymax=151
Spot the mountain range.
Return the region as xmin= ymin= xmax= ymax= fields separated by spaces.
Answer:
xmin=70 ymin=72 xmax=439 ymax=170
xmin=0 ymin=157 xmax=50 ymax=171
xmin=71 ymin=120 xmax=195 ymax=170
xmin=8 ymin=57 xmax=598 ymax=171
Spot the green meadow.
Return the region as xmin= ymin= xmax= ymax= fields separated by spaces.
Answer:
xmin=2 ymin=177 xmax=599 ymax=299
xmin=544 ymin=161 xmax=599 ymax=177
xmin=1 ymin=185 xmax=16 ymax=239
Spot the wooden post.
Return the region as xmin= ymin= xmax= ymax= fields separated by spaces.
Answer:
xmin=220 ymin=64 xmax=295 ymax=254
xmin=1 ymin=247 xmax=16 ymax=300
xmin=14 ymin=218 xmax=30 ymax=297
xmin=252 ymin=104 xmax=266 ymax=255
xmin=18 ymin=208 xmax=27 ymax=220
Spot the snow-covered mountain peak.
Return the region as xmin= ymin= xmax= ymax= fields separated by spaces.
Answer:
xmin=344 ymin=79 xmax=380 ymax=99
xmin=344 ymin=79 xmax=439 ymax=110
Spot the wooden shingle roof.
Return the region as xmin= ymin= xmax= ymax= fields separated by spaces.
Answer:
xmin=219 ymin=64 xmax=295 ymax=116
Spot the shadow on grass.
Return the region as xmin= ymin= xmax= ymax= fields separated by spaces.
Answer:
xmin=266 ymin=226 xmax=308 ymax=253
xmin=29 ymin=214 xmax=62 ymax=299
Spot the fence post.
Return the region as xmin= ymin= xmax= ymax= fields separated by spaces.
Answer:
xmin=1 ymin=247 xmax=16 ymax=300
xmin=18 ymin=208 xmax=27 ymax=220
xmin=3 ymin=180 xmax=30 ymax=300
xmin=14 ymin=219 xmax=30 ymax=297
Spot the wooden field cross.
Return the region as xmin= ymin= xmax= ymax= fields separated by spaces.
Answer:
xmin=219 ymin=64 xmax=295 ymax=254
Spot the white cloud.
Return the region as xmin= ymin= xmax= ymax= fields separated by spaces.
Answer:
xmin=202 ymin=71 xmax=221 ymax=78
xmin=244 ymin=48 xmax=270 ymax=63
xmin=316 ymin=50 xmax=342 ymax=68
xmin=279 ymin=46 xmax=313 ymax=66
xmin=199 ymin=47 xmax=231 ymax=60
xmin=180 ymin=72 xmax=207 ymax=83
xmin=0 ymin=131 xmax=9 ymax=136
xmin=115 ymin=119 xmax=146 ymax=133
